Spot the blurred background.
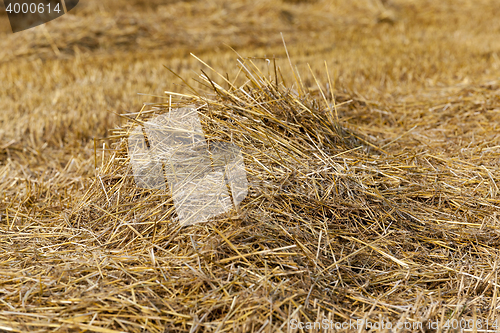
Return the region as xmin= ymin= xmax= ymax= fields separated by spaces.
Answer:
xmin=2 ymin=0 xmax=500 ymax=156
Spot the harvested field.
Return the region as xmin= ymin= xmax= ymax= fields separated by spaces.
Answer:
xmin=2 ymin=0 xmax=500 ymax=331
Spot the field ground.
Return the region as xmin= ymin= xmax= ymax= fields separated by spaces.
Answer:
xmin=2 ymin=0 xmax=500 ymax=331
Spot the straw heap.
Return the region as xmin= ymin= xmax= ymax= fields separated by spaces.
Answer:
xmin=27 ymin=54 xmax=496 ymax=331
xmin=2 ymin=0 xmax=500 ymax=329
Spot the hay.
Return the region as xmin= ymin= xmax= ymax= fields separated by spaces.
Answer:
xmin=5 ymin=52 xmax=500 ymax=331
xmin=3 ymin=0 xmax=500 ymax=331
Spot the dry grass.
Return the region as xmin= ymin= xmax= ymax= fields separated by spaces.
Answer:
xmin=2 ymin=0 xmax=500 ymax=331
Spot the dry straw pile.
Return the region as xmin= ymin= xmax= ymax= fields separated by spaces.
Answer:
xmin=12 ymin=52 xmax=500 ymax=331
xmin=3 ymin=0 xmax=500 ymax=331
